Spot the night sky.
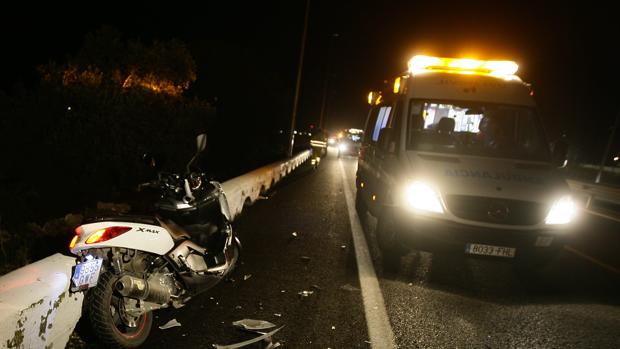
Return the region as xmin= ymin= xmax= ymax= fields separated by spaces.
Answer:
xmin=2 ymin=1 xmax=619 ymax=162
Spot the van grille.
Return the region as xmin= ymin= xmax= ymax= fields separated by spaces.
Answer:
xmin=444 ymin=195 xmax=547 ymax=226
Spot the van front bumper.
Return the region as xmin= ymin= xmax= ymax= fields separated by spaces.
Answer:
xmin=393 ymin=210 xmax=571 ymax=255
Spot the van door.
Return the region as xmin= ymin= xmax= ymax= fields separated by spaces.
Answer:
xmin=359 ymin=104 xmax=395 ymax=215
xmin=374 ymin=100 xmax=403 ymax=212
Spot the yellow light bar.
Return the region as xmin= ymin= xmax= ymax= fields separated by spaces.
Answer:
xmin=408 ymin=55 xmax=518 ymax=77
xmin=393 ymin=77 xmax=401 ymax=93
xmin=367 ymin=91 xmax=383 ymax=105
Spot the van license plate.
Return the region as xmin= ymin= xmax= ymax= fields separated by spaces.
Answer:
xmin=465 ymin=243 xmax=516 ymax=258
xmin=71 ymin=258 xmax=103 ymax=291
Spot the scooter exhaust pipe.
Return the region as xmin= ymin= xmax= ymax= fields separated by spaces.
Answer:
xmin=115 ymin=275 xmax=172 ymax=304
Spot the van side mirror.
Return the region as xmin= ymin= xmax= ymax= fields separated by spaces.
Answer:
xmin=377 ymin=128 xmax=396 ymax=154
xmin=551 ymin=137 xmax=568 ymax=168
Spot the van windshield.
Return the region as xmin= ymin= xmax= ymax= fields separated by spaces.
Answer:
xmin=407 ymin=100 xmax=551 ymax=162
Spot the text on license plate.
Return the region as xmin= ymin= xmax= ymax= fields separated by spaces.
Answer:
xmin=71 ymin=258 xmax=103 ymax=291
xmin=465 ymin=243 xmax=516 ymax=258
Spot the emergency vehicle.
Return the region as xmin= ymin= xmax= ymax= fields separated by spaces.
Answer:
xmin=355 ymin=55 xmax=574 ymax=271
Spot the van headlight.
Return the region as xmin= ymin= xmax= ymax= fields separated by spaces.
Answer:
xmin=544 ymin=196 xmax=576 ymax=225
xmin=403 ymin=181 xmax=444 ymax=213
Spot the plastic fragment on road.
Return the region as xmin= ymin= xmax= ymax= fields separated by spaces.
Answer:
xmin=274 ymin=313 xmax=282 ymax=317
xmin=233 ymin=319 xmax=277 ymax=332
xmin=244 ymin=274 xmax=252 ymax=281
xmin=291 ymin=232 xmax=298 ymax=237
xmin=340 ymin=284 xmax=360 ymax=292
xmin=300 ymin=256 xmax=311 ymax=262
xmin=311 ymin=284 xmax=321 ymax=290
xmin=298 ymin=290 xmax=314 ymax=297
xmin=212 ymin=326 xmax=284 ymax=349
xmin=158 ymin=318 xmax=182 ymax=330
xmin=331 ymin=326 xmax=336 ymax=330
xmin=341 ymin=245 xmax=346 ymax=249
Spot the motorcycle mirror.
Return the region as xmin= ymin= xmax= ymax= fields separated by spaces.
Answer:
xmin=196 ymin=133 xmax=207 ymax=153
xmin=187 ymin=133 xmax=207 ymax=173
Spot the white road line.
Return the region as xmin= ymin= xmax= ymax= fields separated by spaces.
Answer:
xmin=339 ymin=160 xmax=397 ymax=349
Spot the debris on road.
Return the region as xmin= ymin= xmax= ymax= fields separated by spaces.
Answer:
xmin=233 ymin=319 xmax=276 ymax=332
xmin=291 ymin=232 xmax=298 ymax=238
xmin=244 ymin=274 xmax=252 ymax=281
xmin=298 ymin=290 xmax=314 ymax=297
xmin=300 ymin=256 xmax=311 ymax=262
xmin=212 ymin=326 xmax=284 ymax=349
xmin=274 ymin=313 xmax=282 ymax=317
xmin=341 ymin=245 xmax=346 ymax=249
xmin=158 ymin=318 xmax=182 ymax=330
xmin=331 ymin=325 xmax=336 ymax=330
xmin=340 ymin=284 xmax=360 ymax=292
xmin=235 ymin=305 xmax=243 ymax=310
xmin=311 ymin=284 xmax=321 ymax=291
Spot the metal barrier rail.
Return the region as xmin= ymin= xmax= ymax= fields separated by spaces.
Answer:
xmin=0 ymin=150 xmax=311 ymax=348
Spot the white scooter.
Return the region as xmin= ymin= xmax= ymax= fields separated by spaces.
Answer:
xmin=69 ymin=134 xmax=240 ymax=348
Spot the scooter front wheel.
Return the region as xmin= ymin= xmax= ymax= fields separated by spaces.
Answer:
xmin=85 ymin=272 xmax=152 ymax=348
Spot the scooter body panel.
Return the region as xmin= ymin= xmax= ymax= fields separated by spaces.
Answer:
xmin=71 ymin=221 xmax=175 ymax=255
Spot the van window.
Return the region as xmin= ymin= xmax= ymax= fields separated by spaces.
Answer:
xmin=372 ymin=106 xmax=392 ymax=142
xmin=407 ymin=100 xmax=551 ymax=162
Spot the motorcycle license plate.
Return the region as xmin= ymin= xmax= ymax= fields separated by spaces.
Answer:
xmin=71 ymin=258 xmax=103 ymax=291
xmin=465 ymin=243 xmax=516 ymax=258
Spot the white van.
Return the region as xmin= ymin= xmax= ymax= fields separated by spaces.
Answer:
xmin=355 ymin=56 xmax=575 ymax=271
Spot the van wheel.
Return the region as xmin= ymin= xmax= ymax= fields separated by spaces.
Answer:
xmin=376 ymin=209 xmax=407 ymax=273
xmin=355 ymin=191 xmax=367 ymax=218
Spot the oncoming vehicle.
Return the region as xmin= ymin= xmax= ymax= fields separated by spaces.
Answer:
xmin=337 ymin=128 xmax=364 ymax=158
xmin=356 ymin=55 xmax=574 ymax=271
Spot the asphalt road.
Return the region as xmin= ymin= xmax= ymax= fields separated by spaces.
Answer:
xmin=77 ymin=150 xmax=620 ymax=348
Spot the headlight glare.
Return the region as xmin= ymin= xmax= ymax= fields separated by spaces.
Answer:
xmin=404 ymin=181 xmax=444 ymax=213
xmin=545 ymin=196 xmax=576 ymax=225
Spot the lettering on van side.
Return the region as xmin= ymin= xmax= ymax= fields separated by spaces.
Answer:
xmin=444 ymin=169 xmax=543 ymax=185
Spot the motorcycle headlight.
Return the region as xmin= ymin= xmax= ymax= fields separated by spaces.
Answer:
xmin=403 ymin=181 xmax=444 ymax=214
xmin=545 ymin=196 xmax=577 ymax=225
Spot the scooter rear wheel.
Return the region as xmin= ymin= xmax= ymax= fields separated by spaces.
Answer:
xmin=85 ymin=272 xmax=153 ymax=348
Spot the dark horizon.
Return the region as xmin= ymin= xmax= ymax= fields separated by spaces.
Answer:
xmin=2 ymin=1 xmax=619 ymax=162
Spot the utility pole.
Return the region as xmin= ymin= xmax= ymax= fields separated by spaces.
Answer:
xmin=287 ymin=0 xmax=311 ymax=158
xmin=319 ymin=33 xmax=339 ymax=130
xmin=595 ymin=110 xmax=620 ymax=183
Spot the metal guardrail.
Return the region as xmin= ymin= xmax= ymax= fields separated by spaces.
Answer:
xmin=566 ymin=179 xmax=620 ymax=222
xmin=0 ymin=150 xmax=311 ymax=349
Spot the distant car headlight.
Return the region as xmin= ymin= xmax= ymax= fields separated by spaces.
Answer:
xmin=338 ymin=143 xmax=348 ymax=152
xmin=403 ymin=181 xmax=444 ymax=214
xmin=545 ymin=196 xmax=577 ymax=225
xmin=328 ymin=138 xmax=335 ymax=145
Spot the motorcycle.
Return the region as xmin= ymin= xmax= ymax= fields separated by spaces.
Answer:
xmin=68 ymin=133 xmax=240 ymax=348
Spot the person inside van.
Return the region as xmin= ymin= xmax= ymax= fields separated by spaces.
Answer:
xmin=476 ymin=114 xmax=509 ymax=149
